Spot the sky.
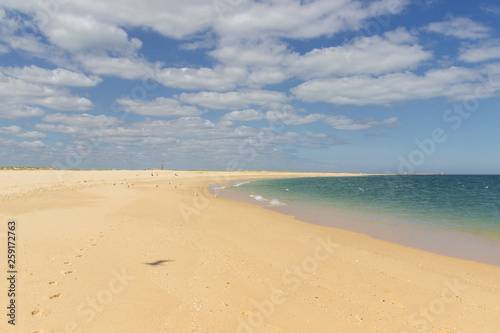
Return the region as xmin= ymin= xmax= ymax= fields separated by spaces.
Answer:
xmin=0 ymin=0 xmax=499 ymax=174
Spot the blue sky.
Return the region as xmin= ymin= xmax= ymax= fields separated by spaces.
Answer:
xmin=0 ymin=0 xmax=499 ymax=173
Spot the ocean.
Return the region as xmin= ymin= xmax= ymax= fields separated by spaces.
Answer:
xmin=219 ymin=175 xmax=500 ymax=266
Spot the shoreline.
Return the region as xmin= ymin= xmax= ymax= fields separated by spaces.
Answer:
xmin=1 ymin=170 xmax=500 ymax=332
xmin=218 ymin=181 xmax=500 ymax=267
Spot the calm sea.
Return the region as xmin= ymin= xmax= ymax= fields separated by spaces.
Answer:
xmin=221 ymin=175 xmax=500 ymax=266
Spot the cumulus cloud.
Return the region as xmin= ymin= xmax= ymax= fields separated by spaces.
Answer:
xmin=75 ymin=55 xmax=162 ymax=80
xmin=0 ymin=9 xmax=47 ymax=55
xmin=324 ymin=116 xmax=400 ymax=131
xmin=0 ymin=138 xmax=46 ymax=149
xmin=291 ymin=66 xmax=494 ymax=105
xmin=459 ymin=39 xmax=500 ymax=63
xmin=116 ymin=97 xmax=204 ymax=117
xmin=156 ymin=66 xmax=247 ymax=91
xmin=0 ymin=71 xmax=94 ymax=113
xmin=0 ymin=125 xmax=46 ymax=139
xmin=42 ymin=113 xmax=121 ymax=128
xmin=0 ymin=105 xmax=45 ymax=119
xmin=221 ymin=109 xmax=264 ymax=122
xmin=179 ymin=90 xmax=289 ymax=110
xmin=287 ymin=28 xmax=432 ymax=78
xmin=210 ymin=28 xmax=431 ymax=86
xmin=265 ymin=109 xmax=324 ymax=126
xmin=263 ymin=106 xmax=400 ymax=130
xmin=40 ymin=12 xmax=142 ymax=53
xmin=1 ymin=65 xmax=101 ymax=87
xmin=214 ymin=0 xmax=411 ymax=40
xmin=425 ymin=17 xmax=491 ymax=39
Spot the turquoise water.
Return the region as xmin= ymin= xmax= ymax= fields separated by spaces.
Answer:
xmin=225 ymin=175 xmax=500 ymax=265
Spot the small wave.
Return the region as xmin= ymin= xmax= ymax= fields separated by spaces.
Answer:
xmin=269 ymin=199 xmax=285 ymax=206
xmin=249 ymin=194 xmax=285 ymax=206
xmin=210 ymin=185 xmax=227 ymax=190
xmin=250 ymin=194 xmax=266 ymax=201
xmin=232 ymin=181 xmax=251 ymax=187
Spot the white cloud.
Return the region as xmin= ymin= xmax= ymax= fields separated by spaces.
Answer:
xmin=324 ymin=115 xmax=400 ymax=130
xmin=18 ymin=140 xmax=46 ymax=148
xmin=265 ymin=110 xmax=324 ymax=126
xmin=76 ymin=55 xmax=162 ymax=80
xmin=41 ymin=12 xmax=141 ymax=53
xmin=1 ymin=65 xmax=101 ymax=87
xmin=156 ymin=66 xmax=247 ymax=91
xmin=214 ymin=0 xmax=411 ymax=40
xmin=116 ymin=97 xmax=204 ymax=117
xmin=0 ymin=9 xmax=46 ymax=54
xmin=459 ymin=39 xmax=500 ymax=63
xmin=42 ymin=113 xmax=120 ymax=128
xmin=0 ymin=125 xmax=47 ymax=139
xmin=287 ymin=28 xmax=432 ymax=78
xmin=425 ymin=17 xmax=491 ymax=39
xmin=179 ymin=90 xmax=289 ymax=109
xmin=210 ymin=28 xmax=431 ymax=85
xmin=0 ymin=138 xmax=46 ymax=149
xmin=481 ymin=4 xmax=500 ymax=15
xmin=221 ymin=109 xmax=264 ymax=122
xmin=210 ymin=39 xmax=290 ymax=68
xmin=292 ymin=66 xmax=489 ymax=105
xmin=0 ymin=71 xmax=94 ymax=112
xmin=67 ymin=0 xmax=215 ymax=39
xmin=262 ymin=106 xmax=400 ymax=130
xmin=34 ymin=124 xmax=78 ymax=135
xmin=0 ymin=105 xmax=45 ymax=119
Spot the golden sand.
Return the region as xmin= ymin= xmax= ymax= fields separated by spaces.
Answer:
xmin=0 ymin=170 xmax=499 ymax=332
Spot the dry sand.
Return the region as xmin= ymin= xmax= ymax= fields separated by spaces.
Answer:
xmin=0 ymin=170 xmax=499 ymax=333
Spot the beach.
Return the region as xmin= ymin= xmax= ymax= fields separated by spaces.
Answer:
xmin=1 ymin=170 xmax=500 ymax=332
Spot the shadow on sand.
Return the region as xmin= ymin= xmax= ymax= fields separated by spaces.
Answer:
xmin=144 ymin=260 xmax=174 ymax=266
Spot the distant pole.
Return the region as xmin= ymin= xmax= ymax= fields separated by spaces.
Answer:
xmin=161 ymin=160 xmax=164 ymax=170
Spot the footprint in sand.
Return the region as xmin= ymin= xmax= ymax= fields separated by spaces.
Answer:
xmin=75 ymin=254 xmax=85 ymax=258
xmin=49 ymin=293 xmax=63 ymax=299
xmin=91 ymin=244 xmax=97 ymax=247
xmin=48 ymin=281 xmax=58 ymax=286
xmin=64 ymin=261 xmax=72 ymax=265
xmin=32 ymin=309 xmax=43 ymax=316
xmin=63 ymin=270 xmax=74 ymax=275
